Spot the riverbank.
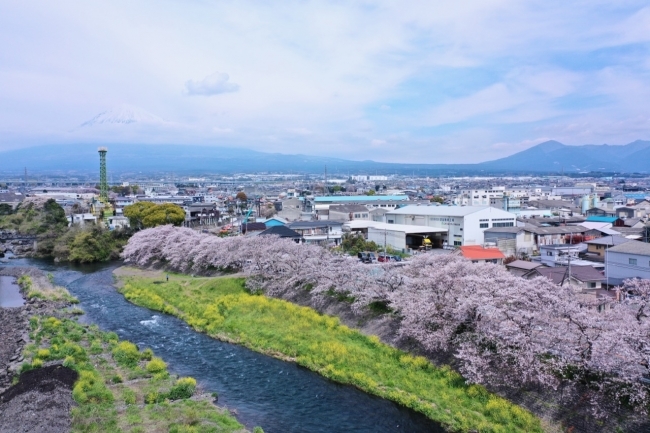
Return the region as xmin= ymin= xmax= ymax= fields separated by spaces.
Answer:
xmin=0 ymin=266 xmax=253 ymax=433
xmin=115 ymin=267 xmax=543 ymax=433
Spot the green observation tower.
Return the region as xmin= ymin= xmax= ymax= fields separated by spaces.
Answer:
xmin=98 ymin=147 xmax=108 ymax=202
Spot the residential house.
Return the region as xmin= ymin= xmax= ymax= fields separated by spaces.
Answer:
xmin=258 ymin=225 xmax=302 ymax=242
xmin=523 ymin=265 xmax=604 ymax=291
xmin=583 ymin=236 xmax=631 ymax=261
xmin=539 ymin=244 xmax=591 ymax=267
xmin=287 ymin=221 xmax=343 ymax=245
xmin=68 ymin=213 xmax=97 ymax=226
xmin=263 ymin=217 xmax=288 ymax=227
xmin=505 ymin=260 xmax=543 ymax=277
xmin=458 ymin=245 xmax=505 ymax=264
xmin=107 ymin=216 xmax=130 ymax=230
xmin=605 ymin=240 xmax=650 ymax=285
xmin=328 ymin=204 xmax=370 ymax=222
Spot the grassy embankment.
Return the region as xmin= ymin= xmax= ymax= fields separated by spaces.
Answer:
xmin=17 ymin=278 xmax=250 ymax=433
xmin=117 ymin=270 xmax=543 ymax=433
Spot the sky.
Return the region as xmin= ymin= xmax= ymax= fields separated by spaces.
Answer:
xmin=1 ymin=1 xmax=650 ymax=163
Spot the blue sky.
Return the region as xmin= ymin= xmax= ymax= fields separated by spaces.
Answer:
xmin=1 ymin=1 xmax=649 ymax=163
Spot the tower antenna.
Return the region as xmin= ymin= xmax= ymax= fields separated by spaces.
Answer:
xmin=98 ymin=147 xmax=108 ymax=202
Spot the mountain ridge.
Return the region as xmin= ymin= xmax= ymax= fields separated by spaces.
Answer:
xmin=0 ymin=140 xmax=648 ymax=175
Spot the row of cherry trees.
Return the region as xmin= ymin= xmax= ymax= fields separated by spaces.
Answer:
xmin=122 ymin=225 xmax=650 ymax=416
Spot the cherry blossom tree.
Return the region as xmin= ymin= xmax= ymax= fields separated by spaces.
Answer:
xmin=122 ymin=225 xmax=650 ymax=416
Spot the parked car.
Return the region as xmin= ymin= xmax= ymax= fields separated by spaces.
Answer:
xmin=378 ymin=253 xmax=390 ymax=263
xmin=358 ymin=251 xmax=378 ymax=264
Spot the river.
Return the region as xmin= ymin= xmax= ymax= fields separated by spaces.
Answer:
xmin=1 ymin=258 xmax=443 ymax=433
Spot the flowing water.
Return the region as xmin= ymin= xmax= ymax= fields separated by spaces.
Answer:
xmin=1 ymin=258 xmax=444 ymax=433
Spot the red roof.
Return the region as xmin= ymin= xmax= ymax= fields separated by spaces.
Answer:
xmin=459 ymin=245 xmax=506 ymax=260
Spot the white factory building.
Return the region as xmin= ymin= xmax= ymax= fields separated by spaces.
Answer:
xmin=384 ymin=205 xmax=517 ymax=246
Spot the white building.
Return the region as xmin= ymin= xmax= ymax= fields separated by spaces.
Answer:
xmin=351 ymin=175 xmax=388 ymax=181
xmin=455 ymin=187 xmax=505 ymax=206
xmin=384 ymin=205 xmax=517 ymax=246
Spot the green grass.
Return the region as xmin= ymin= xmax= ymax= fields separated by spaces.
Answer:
xmin=22 ymin=316 xmax=247 ymax=433
xmin=118 ymin=272 xmax=543 ymax=433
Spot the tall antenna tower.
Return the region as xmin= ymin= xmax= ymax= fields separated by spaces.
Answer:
xmin=98 ymin=147 xmax=108 ymax=202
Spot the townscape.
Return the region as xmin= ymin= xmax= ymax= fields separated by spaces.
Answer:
xmin=3 ymin=2 xmax=650 ymax=433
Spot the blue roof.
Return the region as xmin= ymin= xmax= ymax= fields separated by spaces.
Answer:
xmin=623 ymin=193 xmax=649 ymax=199
xmin=586 ymin=216 xmax=619 ymax=223
xmin=313 ymin=195 xmax=409 ymax=202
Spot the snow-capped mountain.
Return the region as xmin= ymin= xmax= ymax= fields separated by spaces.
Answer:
xmin=80 ymin=104 xmax=164 ymax=127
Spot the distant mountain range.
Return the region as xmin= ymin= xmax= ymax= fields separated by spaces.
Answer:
xmin=0 ymin=140 xmax=649 ymax=175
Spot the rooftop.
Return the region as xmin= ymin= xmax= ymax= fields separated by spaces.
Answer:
xmin=505 ymin=260 xmax=543 ymax=270
xmin=313 ymin=195 xmax=409 ymax=203
xmin=328 ymin=204 xmax=371 ymax=213
xmin=459 ymin=245 xmax=506 ymax=261
xmin=387 ymin=205 xmax=512 ymax=217
xmin=607 ymin=240 xmax=650 ymax=256
xmin=529 ymin=265 xmax=604 ymax=284
xmin=288 ymin=220 xmax=344 ymax=228
xmin=584 ymin=236 xmax=632 ymax=246
xmin=586 ymin=216 xmax=620 ymax=223
xmin=259 ymin=225 xmax=301 ymax=238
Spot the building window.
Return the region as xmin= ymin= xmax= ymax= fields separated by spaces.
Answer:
xmin=454 ymin=241 xmax=462 ymax=246
xmin=480 ymin=223 xmax=488 ymax=228
xmin=493 ymin=222 xmax=514 ymax=227
xmin=547 ymin=251 xmax=553 ymax=256
xmin=588 ymin=282 xmax=596 ymax=288
xmin=629 ymin=258 xmax=637 ymax=265
xmin=387 ymin=219 xmax=394 ymax=224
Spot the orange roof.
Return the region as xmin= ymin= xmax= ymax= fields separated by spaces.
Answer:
xmin=459 ymin=245 xmax=505 ymax=260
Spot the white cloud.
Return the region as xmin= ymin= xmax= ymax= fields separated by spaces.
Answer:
xmin=185 ymin=72 xmax=239 ymax=96
xmin=1 ymin=1 xmax=650 ymax=161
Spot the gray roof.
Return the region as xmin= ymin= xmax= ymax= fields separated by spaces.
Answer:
xmin=532 ymin=225 xmax=587 ymax=235
xmin=585 ymin=236 xmax=632 ymax=246
xmin=288 ymin=220 xmax=343 ymax=228
xmin=328 ymin=204 xmax=370 ymax=213
xmin=527 ymin=199 xmax=574 ymax=209
xmin=522 ymin=216 xmax=586 ymax=226
xmin=526 ymin=265 xmax=603 ymax=284
xmin=484 ymin=226 xmax=524 ymax=234
xmin=386 ymin=205 xmax=513 ymax=217
xmin=259 ymin=225 xmax=301 ymax=238
xmin=506 ymin=260 xmax=543 ymax=270
xmin=607 ymin=240 xmax=650 ymax=256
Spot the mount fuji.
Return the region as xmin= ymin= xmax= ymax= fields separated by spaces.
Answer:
xmin=80 ymin=104 xmax=165 ymax=127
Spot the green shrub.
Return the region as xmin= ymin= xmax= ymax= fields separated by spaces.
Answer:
xmin=122 ymin=388 xmax=136 ymax=405
xmin=111 ymin=375 xmax=123 ymax=384
xmin=145 ymin=391 xmax=161 ymax=404
xmin=72 ymin=370 xmax=114 ymax=404
xmin=167 ymin=377 xmax=197 ymax=400
xmin=36 ymin=348 xmax=51 ymax=360
xmin=253 ymin=427 xmax=265 ymax=433
xmin=146 ymin=357 xmax=167 ymax=374
xmin=112 ymin=341 xmax=141 ymax=367
xmin=140 ymin=347 xmax=154 ymax=361
xmin=31 ymin=358 xmax=43 ymax=368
